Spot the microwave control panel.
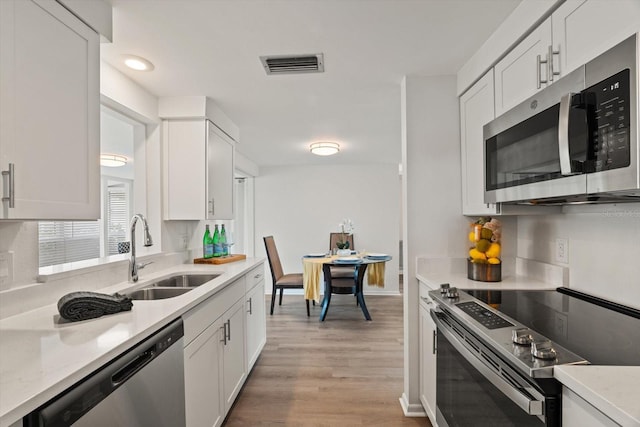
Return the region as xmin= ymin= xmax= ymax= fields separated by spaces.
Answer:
xmin=589 ymin=68 xmax=630 ymax=171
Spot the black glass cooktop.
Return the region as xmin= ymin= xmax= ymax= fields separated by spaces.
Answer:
xmin=465 ymin=287 xmax=640 ymax=366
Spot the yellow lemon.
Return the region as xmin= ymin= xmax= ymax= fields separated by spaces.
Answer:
xmin=485 ymin=242 xmax=501 ymax=259
xmin=469 ymin=248 xmax=487 ymax=261
xmin=488 ymin=257 xmax=501 ymax=264
xmin=468 ymin=231 xmax=476 ymax=243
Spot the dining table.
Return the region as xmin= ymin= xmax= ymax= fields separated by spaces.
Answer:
xmin=302 ymin=253 xmax=391 ymax=321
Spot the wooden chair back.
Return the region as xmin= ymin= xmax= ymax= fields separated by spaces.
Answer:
xmin=263 ymin=236 xmax=284 ymax=282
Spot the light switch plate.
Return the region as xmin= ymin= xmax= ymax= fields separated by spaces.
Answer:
xmin=555 ymin=238 xmax=568 ymax=264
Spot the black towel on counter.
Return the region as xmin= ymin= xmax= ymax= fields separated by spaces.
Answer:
xmin=57 ymin=291 xmax=133 ymax=322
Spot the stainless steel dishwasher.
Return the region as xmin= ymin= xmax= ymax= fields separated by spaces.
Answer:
xmin=25 ymin=318 xmax=185 ymax=427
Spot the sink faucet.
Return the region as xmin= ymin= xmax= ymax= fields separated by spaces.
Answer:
xmin=129 ymin=213 xmax=153 ymax=282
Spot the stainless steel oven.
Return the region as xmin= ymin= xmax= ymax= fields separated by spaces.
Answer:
xmin=484 ymin=33 xmax=639 ymax=205
xmin=430 ymin=286 xmax=640 ymax=427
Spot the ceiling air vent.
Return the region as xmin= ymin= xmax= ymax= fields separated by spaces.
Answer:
xmin=259 ymin=53 xmax=324 ymax=75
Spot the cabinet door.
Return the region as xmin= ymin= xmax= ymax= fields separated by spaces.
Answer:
xmin=206 ymin=121 xmax=234 ymax=220
xmin=222 ymin=298 xmax=246 ymax=412
xmin=245 ymin=280 xmax=266 ymax=371
xmin=460 ymin=71 xmax=500 ymax=216
xmin=552 ymin=0 xmax=640 ymax=77
xmin=419 ymin=302 xmax=437 ymax=425
xmin=0 ymin=0 xmax=99 ymax=220
xmin=163 ymin=120 xmax=206 ymax=220
xmin=184 ymin=317 xmax=224 ymax=427
xmin=562 ymin=387 xmax=618 ymax=427
xmin=494 ymin=18 xmax=552 ymax=116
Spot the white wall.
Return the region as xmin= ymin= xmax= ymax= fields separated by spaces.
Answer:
xmin=518 ymin=204 xmax=640 ymax=309
xmin=254 ymin=163 xmax=401 ymax=295
xmin=401 ymin=74 xmax=468 ymax=415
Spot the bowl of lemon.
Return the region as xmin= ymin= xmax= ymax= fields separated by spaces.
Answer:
xmin=467 ymin=217 xmax=502 ymax=282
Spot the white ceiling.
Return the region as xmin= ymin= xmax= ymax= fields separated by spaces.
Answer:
xmin=100 ymin=0 xmax=521 ymax=167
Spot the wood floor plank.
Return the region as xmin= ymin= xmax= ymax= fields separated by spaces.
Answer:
xmin=223 ymin=294 xmax=431 ymax=426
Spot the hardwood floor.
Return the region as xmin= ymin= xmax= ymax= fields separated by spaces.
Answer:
xmin=224 ymin=293 xmax=431 ymax=426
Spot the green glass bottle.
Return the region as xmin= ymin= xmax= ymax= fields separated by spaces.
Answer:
xmin=203 ymin=225 xmax=214 ymax=259
xmin=212 ymin=224 xmax=222 ymax=257
xmin=220 ymin=224 xmax=228 ymax=256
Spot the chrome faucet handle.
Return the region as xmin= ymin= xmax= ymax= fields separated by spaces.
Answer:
xmin=138 ymin=261 xmax=154 ymax=270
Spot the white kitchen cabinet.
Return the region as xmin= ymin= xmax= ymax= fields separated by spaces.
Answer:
xmin=184 ymin=316 xmax=225 ymax=427
xmin=562 ymin=387 xmax=619 ymax=427
xmin=221 ymin=297 xmax=246 ymax=410
xmin=419 ymin=282 xmax=437 ymax=426
xmin=0 ymin=0 xmax=100 ymax=220
xmin=245 ymin=271 xmax=266 ymax=371
xmin=163 ymin=119 xmax=234 ymax=220
xmin=552 ymin=0 xmax=640 ymax=78
xmin=459 ymin=70 xmax=499 ymax=216
xmin=494 ymin=18 xmax=552 ymax=116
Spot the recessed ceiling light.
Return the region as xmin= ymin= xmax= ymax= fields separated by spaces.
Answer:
xmin=123 ymin=55 xmax=154 ymax=71
xmin=310 ymin=142 xmax=340 ymax=156
xmin=100 ymin=154 xmax=127 ymax=167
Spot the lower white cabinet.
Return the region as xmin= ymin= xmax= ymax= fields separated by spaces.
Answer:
xmin=562 ymin=387 xmax=619 ymax=427
xmin=221 ymin=298 xmax=246 ymax=411
xmin=419 ymin=282 xmax=437 ymax=425
xmin=245 ymin=278 xmax=266 ymax=371
xmin=183 ymin=262 xmax=265 ymax=426
xmin=184 ymin=316 xmax=224 ymax=427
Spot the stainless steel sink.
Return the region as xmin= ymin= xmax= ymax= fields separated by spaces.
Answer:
xmin=126 ymin=287 xmax=193 ymax=300
xmin=147 ymin=273 xmax=220 ymax=288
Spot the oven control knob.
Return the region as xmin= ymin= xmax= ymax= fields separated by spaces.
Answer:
xmin=439 ymin=283 xmax=450 ymax=295
xmin=446 ymin=287 xmax=459 ymax=299
xmin=531 ymin=340 xmax=558 ymax=360
xmin=512 ymin=328 xmax=533 ymax=346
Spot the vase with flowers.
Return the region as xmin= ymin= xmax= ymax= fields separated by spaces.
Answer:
xmin=336 ymin=218 xmax=354 ymax=256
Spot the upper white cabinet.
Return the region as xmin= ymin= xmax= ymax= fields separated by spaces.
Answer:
xmin=460 ymin=71 xmax=499 ymax=216
xmin=495 ymin=0 xmax=640 ymax=117
xmin=552 ymin=0 xmax=640 ymax=77
xmin=0 ymin=0 xmax=100 ymax=220
xmin=163 ymin=119 xmax=234 ymax=220
xmin=494 ymin=18 xmax=553 ymax=117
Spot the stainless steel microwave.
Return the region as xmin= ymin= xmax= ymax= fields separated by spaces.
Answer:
xmin=484 ymin=33 xmax=639 ymax=205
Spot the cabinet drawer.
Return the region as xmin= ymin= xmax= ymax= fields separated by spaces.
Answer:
xmin=245 ymin=264 xmax=265 ymax=293
xmin=183 ymin=277 xmax=245 ymax=346
xmin=419 ymin=282 xmax=436 ymax=310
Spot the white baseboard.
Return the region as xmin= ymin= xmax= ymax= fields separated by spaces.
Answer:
xmin=399 ymin=393 xmax=427 ymax=417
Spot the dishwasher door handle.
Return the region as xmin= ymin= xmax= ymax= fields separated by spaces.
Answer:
xmin=111 ymin=348 xmax=155 ymax=386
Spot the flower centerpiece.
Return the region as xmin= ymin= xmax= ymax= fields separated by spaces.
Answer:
xmin=336 ymin=218 xmax=354 ymax=255
xmin=467 ymin=217 xmax=502 ymax=282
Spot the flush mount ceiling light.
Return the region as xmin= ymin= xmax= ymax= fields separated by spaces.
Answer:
xmin=100 ymin=154 xmax=127 ymax=167
xmin=310 ymin=142 xmax=340 ymax=156
xmin=122 ymin=55 xmax=154 ymax=71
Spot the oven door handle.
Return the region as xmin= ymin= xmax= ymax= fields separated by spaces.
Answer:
xmin=431 ymin=310 xmax=544 ymax=416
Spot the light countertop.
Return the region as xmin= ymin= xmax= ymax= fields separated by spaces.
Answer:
xmin=555 ymin=365 xmax=640 ymax=426
xmin=0 ymin=258 xmax=264 ymax=427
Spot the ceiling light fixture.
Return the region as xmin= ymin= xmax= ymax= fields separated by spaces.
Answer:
xmin=310 ymin=142 xmax=340 ymax=156
xmin=100 ymin=154 xmax=127 ymax=167
xmin=123 ymin=55 xmax=154 ymax=71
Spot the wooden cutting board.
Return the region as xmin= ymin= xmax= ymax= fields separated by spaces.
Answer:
xmin=193 ymin=254 xmax=247 ymax=264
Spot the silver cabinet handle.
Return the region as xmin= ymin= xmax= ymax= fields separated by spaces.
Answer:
xmin=247 ymin=297 xmax=253 ymax=315
xmin=226 ymin=319 xmax=231 ymax=342
xmin=208 ymin=199 xmax=214 ymax=216
xmin=432 ymin=330 xmax=437 ymax=355
xmin=2 ymin=163 xmax=15 ymax=208
xmin=420 ymin=297 xmax=433 ymax=305
xmin=254 ymin=273 xmax=262 ymax=279
xmin=536 ymin=54 xmax=548 ymax=89
xmin=220 ymin=324 xmax=227 ymax=345
xmin=548 ymin=45 xmax=560 ymax=82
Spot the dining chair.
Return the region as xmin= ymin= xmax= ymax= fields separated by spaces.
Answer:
xmin=263 ymin=236 xmax=311 ymax=316
xmin=329 ymin=232 xmax=356 ymax=280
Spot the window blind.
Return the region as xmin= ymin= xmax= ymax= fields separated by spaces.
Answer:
xmin=38 ymin=221 xmax=101 ymax=267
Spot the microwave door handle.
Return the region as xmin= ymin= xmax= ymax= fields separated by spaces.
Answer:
xmin=558 ymin=92 xmax=579 ymax=176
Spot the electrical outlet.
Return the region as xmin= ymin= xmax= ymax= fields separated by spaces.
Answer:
xmin=555 ymin=238 xmax=568 ymax=264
